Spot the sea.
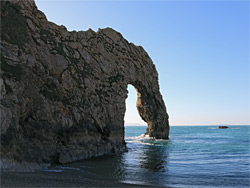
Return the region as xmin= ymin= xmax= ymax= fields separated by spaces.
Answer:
xmin=48 ymin=126 xmax=250 ymax=188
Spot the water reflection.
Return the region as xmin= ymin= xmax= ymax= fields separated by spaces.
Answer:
xmin=66 ymin=141 xmax=170 ymax=185
xmin=57 ymin=137 xmax=171 ymax=186
xmin=139 ymin=145 xmax=167 ymax=172
xmin=111 ymin=139 xmax=170 ymax=185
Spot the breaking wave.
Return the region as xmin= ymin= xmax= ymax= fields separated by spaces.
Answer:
xmin=125 ymin=134 xmax=170 ymax=146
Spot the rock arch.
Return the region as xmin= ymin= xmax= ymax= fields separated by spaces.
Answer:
xmin=124 ymin=80 xmax=169 ymax=139
xmin=0 ymin=0 xmax=169 ymax=171
xmin=132 ymin=82 xmax=169 ymax=139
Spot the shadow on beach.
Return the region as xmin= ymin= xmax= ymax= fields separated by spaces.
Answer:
xmin=1 ymin=170 xmax=173 ymax=188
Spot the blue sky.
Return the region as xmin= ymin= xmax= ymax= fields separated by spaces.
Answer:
xmin=35 ymin=0 xmax=249 ymax=125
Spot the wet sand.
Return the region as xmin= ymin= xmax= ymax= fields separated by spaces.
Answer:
xmin=1 ymin=171 xmax=172 ymax=188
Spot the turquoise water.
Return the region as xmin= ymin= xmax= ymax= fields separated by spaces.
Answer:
xmin=124 ymin=126 xmax=250 ymax=187
xmin=55 ymin=126 xmax=250 ymax=188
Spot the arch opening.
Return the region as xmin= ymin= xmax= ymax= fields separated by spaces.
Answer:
xmin=124 ymin=84 xmax=146 ymax=127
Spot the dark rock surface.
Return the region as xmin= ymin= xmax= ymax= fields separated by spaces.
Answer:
xmin=218 ymin=126 xmax=229 ymax=129
xmin=0 ymin=0 xmax=169 ymax=171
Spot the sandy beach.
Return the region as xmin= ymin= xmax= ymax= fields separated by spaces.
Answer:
xmin=1 ymin=171 xmax=171 ymax=188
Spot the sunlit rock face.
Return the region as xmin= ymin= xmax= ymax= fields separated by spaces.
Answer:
xmin=0 ymin=0 xmax=169 ymax=171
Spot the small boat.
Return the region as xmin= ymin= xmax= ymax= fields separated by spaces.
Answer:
xmin=218 ymin=126 xmax=229 ymax=129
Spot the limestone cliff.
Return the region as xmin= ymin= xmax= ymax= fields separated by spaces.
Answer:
xmin=0 ymin=0 xmax=169 ymax=171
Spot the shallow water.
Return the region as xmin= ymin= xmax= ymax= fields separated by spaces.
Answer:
xmin=49 ymin=126 xmax=250 ymax=188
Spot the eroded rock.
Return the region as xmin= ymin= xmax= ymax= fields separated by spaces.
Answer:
xmin=0 ymin=0 xmax=169 ymax=171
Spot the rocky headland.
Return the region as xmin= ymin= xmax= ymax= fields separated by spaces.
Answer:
xmin=0 ymin=0 xmax=169 ymax=171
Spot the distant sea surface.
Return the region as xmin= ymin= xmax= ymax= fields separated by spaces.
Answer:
xmin=50 ymin=126 xmax=250 ymax=188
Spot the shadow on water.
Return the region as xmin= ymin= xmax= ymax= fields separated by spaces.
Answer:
xmin=113 ymin=138 xmax=171 ymax=185
xmin=55 ymin=137 xmax=172 ymax=186
xmin=139 ymin=145 xmax=167 ymax=172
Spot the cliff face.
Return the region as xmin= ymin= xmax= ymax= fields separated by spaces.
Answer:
xmin=0 ymin=0 xmax=169 ymax=171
